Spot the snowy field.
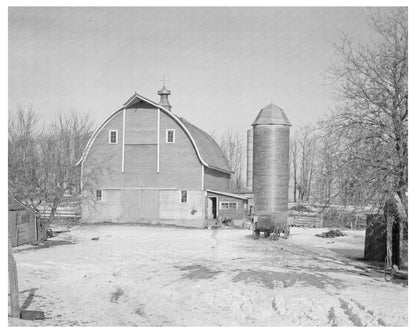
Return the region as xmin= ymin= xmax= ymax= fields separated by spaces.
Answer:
xmin=9 ymin=224 xmax=407 ymax=326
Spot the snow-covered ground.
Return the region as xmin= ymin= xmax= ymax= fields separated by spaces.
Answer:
xmin=9 ymin=224 xmax=407 ymax=326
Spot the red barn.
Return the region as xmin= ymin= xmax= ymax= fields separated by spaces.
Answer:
xmin=77 ymin=85 xmax=248 ymax=226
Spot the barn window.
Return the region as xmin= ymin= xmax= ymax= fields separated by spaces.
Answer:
xmin=109 ymin=130 xmax=118 ymax=144
xmin=166 ymin=129 xmax=175 ymax=143
xmin=96 ymin=190 xmax=102 ymax=201
xmin=181 ymin=190 xmax=187 ymax=203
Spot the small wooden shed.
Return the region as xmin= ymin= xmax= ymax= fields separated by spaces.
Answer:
xmin=8 ymin=192 xmax=46 ymax=247
xmin=364 ymin=195 xmax=408 ymax=270
xmin=364 ymin=214 xmax=386 ymax=262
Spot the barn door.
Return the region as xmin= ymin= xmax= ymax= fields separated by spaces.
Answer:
xmin=139 ymin=189 xmax=159 ymax=219
xmin=122 ymin=189 xmax=140 ymax=218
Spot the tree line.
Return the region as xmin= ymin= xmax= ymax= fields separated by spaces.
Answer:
xmin=8 ymin=107 xmax=92 ymax=222
xmin=291 ymin=8 xmax=407 ymax=217
xmin=221 ymin=9 xmax=407 ymax=219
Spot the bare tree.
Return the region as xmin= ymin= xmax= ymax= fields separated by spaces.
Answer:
xmin=220 ymin=129 xmax=246 ymax=193
xmin=324 ymin=8 xmax=408 ymax=214
xmin=39 ymin=111 xmax=93 ymax=223
xmin=291 ymin=126 xmax=318 ymax=203
xmin=9 ymin=107 xmax=92 ymax=222
xmin=8 ymin=106 xmax=43 ymax=210
xmin=312 ymin=127 xmax=339 ymax=205
xmin=290 ymin=138 xmax=298 ymax=203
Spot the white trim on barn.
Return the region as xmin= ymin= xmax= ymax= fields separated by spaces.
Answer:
xmin=122 ymin=108 xmax=126 ymax=172
xmin=76 ymin=93 xmax=232 ymax=175
xmin=157 ymin=108 xmax=160 ymax=173
xmin=201 ymin=165 xmax=204 ymax=190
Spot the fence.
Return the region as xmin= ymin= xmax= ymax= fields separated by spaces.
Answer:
xmin=38 ymin=204 xmax=81 ymax=220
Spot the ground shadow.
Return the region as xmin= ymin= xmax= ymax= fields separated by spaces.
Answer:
xmin=20 ymin=288 xmax=38 ymax=309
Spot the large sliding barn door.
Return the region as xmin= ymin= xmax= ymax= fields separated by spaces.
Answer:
xmin=121 ymin=189 xmax=140 ymax=218
xmin=139 ymin=189 xmax=159 ymax=219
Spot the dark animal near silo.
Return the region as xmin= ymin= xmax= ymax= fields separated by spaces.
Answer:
xmin=251 ymin=103 xmax=291 ymax=239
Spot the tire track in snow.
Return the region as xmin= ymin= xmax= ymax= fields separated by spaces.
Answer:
xmin=339 ymin=298 xmax=363 ymax=326
xmin=349 ymin=298 xmax=388 ymax=326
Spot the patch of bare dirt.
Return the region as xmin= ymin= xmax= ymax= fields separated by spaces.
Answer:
xmin=177 ymin=264 xmax=222 ymax=280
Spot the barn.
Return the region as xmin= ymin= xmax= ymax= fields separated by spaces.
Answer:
xmin=8 ymin=191 xmax=46 ymax=247
xmin=77 ymin=85 xmax=248 ymax=227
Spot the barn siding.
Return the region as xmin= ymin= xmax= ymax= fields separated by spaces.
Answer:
xmin=83 ymin=110 xmax=124 ymax=187
xmin=83 ymin=104 xmax=202 ymax=191
xmin=204 ymin=167 xmax=230 ymax=192
xmin=124 ymin=145 xmax=157 ymax=173
xmin=103 ymin=189 xmax=123 ymax=221
xmin=124 ymin=108 xmax=157 ymax=144
xmin=82 ymin=189 xmax=205 ymax=223
xmin=159 ymin=190 xmax=205 ymax=219
xmin=158 ymin=112 xmax=202 ymax=189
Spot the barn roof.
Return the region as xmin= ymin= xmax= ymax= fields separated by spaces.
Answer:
xmin=178 ymin=118 xmax=231 ymax=173
xmin=252 ymin=103 xmax=291 ymax=126
xmin=77 ymin=92 xmax=232 ymax=174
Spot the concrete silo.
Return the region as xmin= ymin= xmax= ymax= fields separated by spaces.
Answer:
xmin=251 ymin=103 xmax=291 ymax=239
xmin=246 ymin=128 xmax=253 ymax=192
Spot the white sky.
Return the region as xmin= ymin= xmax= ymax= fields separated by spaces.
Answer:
xmin=8 ymin=6 xmax=389 ymax=138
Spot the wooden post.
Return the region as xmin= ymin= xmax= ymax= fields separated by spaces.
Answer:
xmin=386 ymin=216 xmax=393 ymax=269
xmin=8 ymin=236 xmax=20 ymax=318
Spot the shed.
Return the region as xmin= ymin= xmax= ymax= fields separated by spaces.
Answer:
xmin=364 ymin=214 xmax=386 ymax=262
xmin=8 ymin=192 xmax=46 ymax=247
xmin=206 ymin=190 xmax=248 ymax=223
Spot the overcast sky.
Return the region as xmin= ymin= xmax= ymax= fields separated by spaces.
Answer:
xmin=9 ymin=7 xmax=386 ymax=137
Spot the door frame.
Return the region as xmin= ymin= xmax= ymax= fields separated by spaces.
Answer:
xmin=207 ymin=196 xmax=218 ymax=220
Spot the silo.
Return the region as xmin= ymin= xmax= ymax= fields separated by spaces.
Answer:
xmin=252 ymin=103 xmax=291 ymax=238
xmin=246 ymin=128 xmax=253 ymax=191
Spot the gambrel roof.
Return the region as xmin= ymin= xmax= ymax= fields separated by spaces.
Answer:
xmin=178 ymin=117 xmax=230 ymax=173
xmin=76 ymin=93 xmax=232 ymax=174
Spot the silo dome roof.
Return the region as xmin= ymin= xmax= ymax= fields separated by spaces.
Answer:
xmin=252 ymin=103 xmax=291 ymax=126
